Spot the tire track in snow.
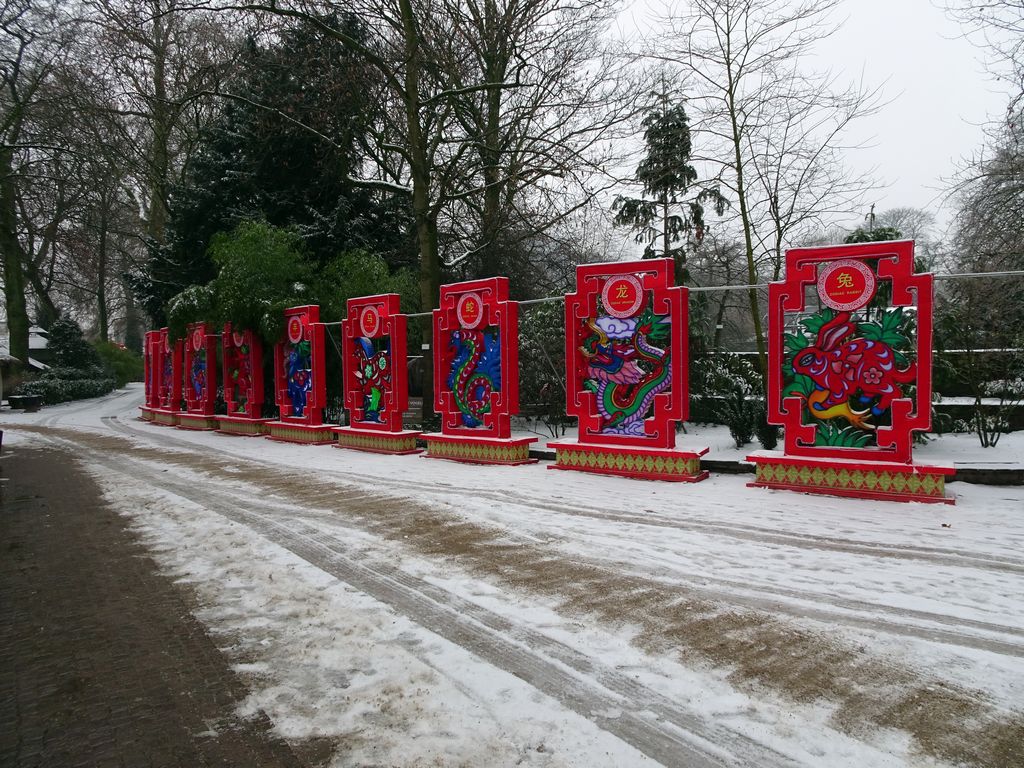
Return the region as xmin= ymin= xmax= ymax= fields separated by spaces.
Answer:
xmin=97 ymin=411 xmax=1024 ymax=578
xmin=32 ymin=428 xmax=799 ymax=768
xmin=87 ymin=413 xmax=1024 ymax=659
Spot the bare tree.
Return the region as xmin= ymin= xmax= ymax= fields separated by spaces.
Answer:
xmin=0 ymin=0 xmax=77 ymax=364
xmin=423 ymin=0 xmax=646 ymax=279
xmin=650 ymin=0 xmax=881 ymax=376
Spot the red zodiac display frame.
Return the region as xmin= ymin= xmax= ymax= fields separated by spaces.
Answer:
xmin=426 ymin=277 xmax=535 ymax=464
xmin=343 ymin=294 xmax=408 ymax=432
xmin=182 ymin=321 xmax=217 ymax=420
xmin=335 ymin=294 xmax=422 ymax=454
xmin=222 ymin=324 xmax=265 ymax=418
xmin=566 ymin=259 xmax=688 ymax=448
xmin=750 ymin=240 xmax=953 ymax=503
xmin=549 ymin=259 xmax=707 ymax=482
xmin=141 ymin=330 xmax=161 ymax=416
xmin=218 ymin=323 xmax=271 ymax=436
xmin=268 ymin=305 xmax=331 ymax=443
xmin=769 ymin=241 xmax=932 ymax=463
xmin=153 ymin=327 xmax=183 ymax=425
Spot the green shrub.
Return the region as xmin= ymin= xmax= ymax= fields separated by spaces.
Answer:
xmin=94 ymin=341 xmax=145 ymax=387
xmin=754 ymin=405 xmax=781 ymax=450
xmin=718 ymin=386 xmax=758 ymax=448
xmin=18 ymin=375 xmax=116 ymax=405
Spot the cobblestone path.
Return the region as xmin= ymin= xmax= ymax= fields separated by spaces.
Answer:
xmin=0 ymin=445 xmax=325 ymax=768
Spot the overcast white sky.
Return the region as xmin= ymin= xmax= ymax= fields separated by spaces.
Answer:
xmin=616 ymin=0 xmax=1013 ymax=236
xmin=824 ymin=0 xmax=1010 ymax=230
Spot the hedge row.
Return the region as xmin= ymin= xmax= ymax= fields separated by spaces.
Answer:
xmin=18 ymin=375 xmax=116 ymax=405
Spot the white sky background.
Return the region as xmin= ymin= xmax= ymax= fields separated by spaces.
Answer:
xmin=613 ymin=0 xmax=1015 ymax=237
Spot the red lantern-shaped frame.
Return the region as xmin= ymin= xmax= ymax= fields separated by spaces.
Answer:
xmin=334 ymin=294 xmax=422 ymax=454
xmin=178 ymin=321 xmax=218 ymax=430
xmin=266 ymin=305 xmax=332 ymax=444
xmin=748 ymin=240 xmax=954 ymax=503
xmin=424 ymin=277 xmax=536 ymax=464
xmin=218 ymin=323 xmax=271 ymax=436
xmin=549 ymin=259 xmax=708 ymax=481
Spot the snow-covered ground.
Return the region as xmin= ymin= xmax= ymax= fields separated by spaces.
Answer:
xmin=3 ymin=385 xmax=1023 ymax=768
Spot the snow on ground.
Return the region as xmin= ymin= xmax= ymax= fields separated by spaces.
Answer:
xmin=96 ymin=476 xmax=651 ymax=768
xmin=3 ymin=385 xmax=1024 ymax=767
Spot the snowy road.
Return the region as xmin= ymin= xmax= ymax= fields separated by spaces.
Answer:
xmin=5 ymin=385 xmax=1023 ymax=767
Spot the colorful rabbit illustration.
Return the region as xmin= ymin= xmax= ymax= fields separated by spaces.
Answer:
xmin=791 ymin=311 xmax=915 ymax=429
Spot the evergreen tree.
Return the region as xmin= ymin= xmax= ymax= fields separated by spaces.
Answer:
xmin=136 ymin=13 xmax=415 ymax=322
xmin=613 ymin=95 xmax=726 ymax=284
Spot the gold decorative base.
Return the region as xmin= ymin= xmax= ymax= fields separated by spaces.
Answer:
xmin=266 ymin=421 xmax=335 ymax=445
xmin=423 ymin=433 xmax=537 ymax=465
xmin=176 ymin=413 xmax=219 ymax=431
xmin=548 ymin=440 xmax=709 ymax=482
xmin=747 ymin=451 xmax=955 ymax=504
xmin=333 ymin=427 xmax=422 ymax=454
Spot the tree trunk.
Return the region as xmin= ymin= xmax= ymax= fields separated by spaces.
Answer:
xmin=398 ymin=0 xmax=441 ymax=421
xmin=22 ymin=258 xmax=59 ymax=330
xmin=478 ymin=44 xmax=506 ymax=278
xmin=146 ymin=6 xmax=170 ymax=246
xmin=97 ymin=208 xmax=109 ymax=342
xmin=725 ymin=79 xmax=767 ymax=381
xmin=0 ymin=148 xmax=29 ymax=367
xmin=123 ymin=280 xmax=143 ymax=352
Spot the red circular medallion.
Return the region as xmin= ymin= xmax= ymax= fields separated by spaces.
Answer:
xmin=601 ymin=274 xmax=644 ymax=318
xmin=360 ymin=305 xmax=382 ymax=338
xmin=232 ymin=331 xmax=245 ymax=347
xmin=457 ymin=292 xmax=484 ymax=329
xmin=817 ymin=259 xmax=877 ymax=312
xmin=287 ymin=316 xmax=304 ymax=344
xmin=191 ymin=327 xmax=204 ymax=351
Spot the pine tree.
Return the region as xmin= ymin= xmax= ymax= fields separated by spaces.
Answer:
xmin=136 ymin=13 xmax=415 ymax=323
xmin=613 ymin=93 xmax=725 ymax=284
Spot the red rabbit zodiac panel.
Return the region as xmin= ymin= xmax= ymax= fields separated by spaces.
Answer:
xmin=342 ymin=294 xmax=409 ymax=433
xmin=770 ymin=240 xmax=932 ymax=463
xmin=267 ymin=305 xmax=332 ymax=444
xmin=750 ymin=240 xmax=954 ymax=504
xmin=565 ymin=259 xmax=688 ymax=449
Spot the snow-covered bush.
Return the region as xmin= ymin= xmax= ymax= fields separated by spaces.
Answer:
xmin=19 ymin=374 xmax=116 ymax=405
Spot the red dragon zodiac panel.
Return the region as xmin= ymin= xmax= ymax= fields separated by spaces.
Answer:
xmin=549 ymin=259 xmax=708 ymax=482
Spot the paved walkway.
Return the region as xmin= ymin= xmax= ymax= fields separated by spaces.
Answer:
xmin=0 ymin=445 xmax=323 ymax=768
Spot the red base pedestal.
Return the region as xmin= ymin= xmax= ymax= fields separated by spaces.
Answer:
xmin=423 ymin=433 xmax=537 ymax=465
xmin=265 ymin=420 xmax=335 ymax=445
xmin=548 ymin=440 xmax=709 ymax=482
xmin=151 ymin=409 xmax=180 ymax=426
xmin=176 ymin=412 xmax=219 ymax=431
xmin=333 ymin=426 xmax=422 ymax=455
xmin=746 ymin=450 xmax=955 ymax=504
xmin=217 ymin=415 xmax=273 ymax=436
xmin=138 ymin=407 xmax=156 ymax=422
